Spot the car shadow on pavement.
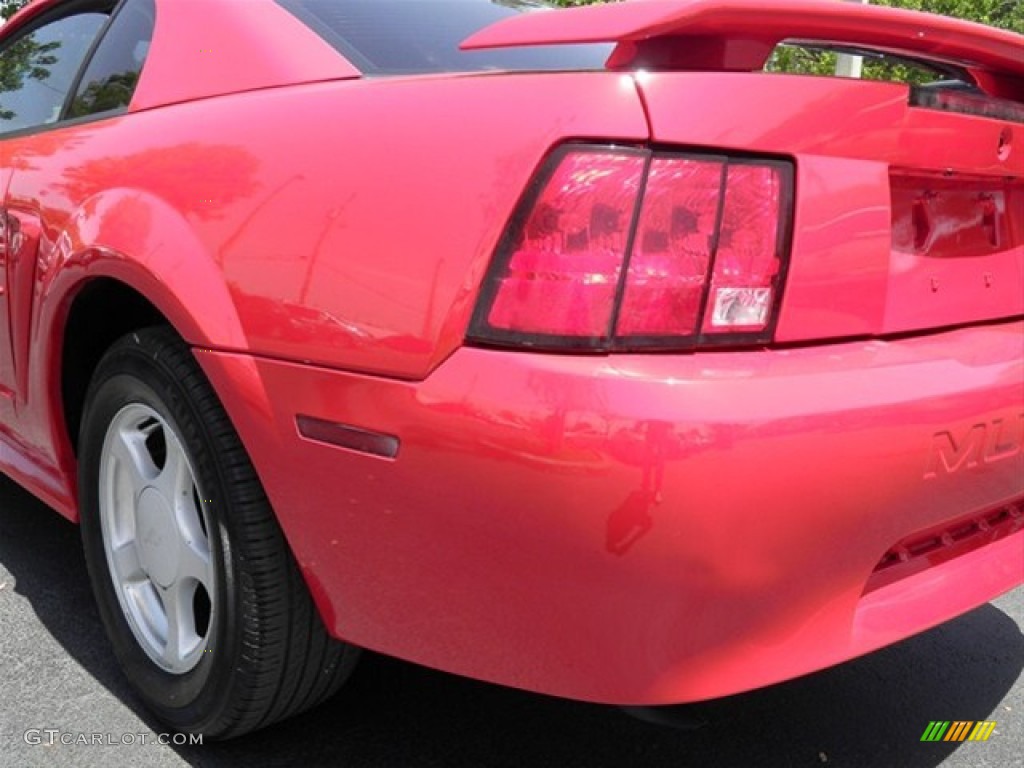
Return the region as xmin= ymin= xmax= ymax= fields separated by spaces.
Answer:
xmin=0 ymin=474 xmax=158 ymax=720
xmin=1 ymin=472 xmax=1020 ymax=768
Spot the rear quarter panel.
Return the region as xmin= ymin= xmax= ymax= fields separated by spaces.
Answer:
xmin=4 ymin=72 xmax=648 ymax=505
xmin=16 ymin=72 xmax=648 ymax=375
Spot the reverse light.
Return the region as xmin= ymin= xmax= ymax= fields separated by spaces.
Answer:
xmin=703 ymin=163 xmax=784 ymax=335
xmin=469 ymin=145 xmax=792 ymax=352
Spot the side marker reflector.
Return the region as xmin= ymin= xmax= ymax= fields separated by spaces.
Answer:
xmin=296 ymin=415 xmax=400 ymax=459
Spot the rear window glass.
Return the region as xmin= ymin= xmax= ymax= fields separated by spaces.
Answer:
xmin=68 ymin=0 xmax=156 ymax=119
xmin=766 ymin=43 xmax=975 ymax=88
xmin=277 ymin=0 xmax=612 ymax=75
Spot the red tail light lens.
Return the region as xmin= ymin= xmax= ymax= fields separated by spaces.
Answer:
xmin=483 ymin=150 xmax=645 ymax=343
xmin=469 ymin=146 xmax=792 ymax=352
xmin=615 ymin=157 xmax=724 ymax=340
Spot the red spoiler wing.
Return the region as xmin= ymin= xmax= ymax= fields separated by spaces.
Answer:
xmin=462 ymin=0 xmax=1024 ymax=98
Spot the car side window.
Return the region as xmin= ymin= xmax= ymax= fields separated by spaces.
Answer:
xmin=68 ymin=0 xmax=156 ymax=120
xmin=0 ymin=12 xmax=108 ymax=134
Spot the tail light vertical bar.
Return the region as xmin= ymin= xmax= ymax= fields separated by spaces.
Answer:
xmin=605 ymin=151 xmax=653 ymax=343
xmin=697 ymin=159 xmax=730 ymax=344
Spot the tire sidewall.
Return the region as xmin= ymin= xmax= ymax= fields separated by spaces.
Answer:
xmin=79 ymin=345 xmax=240 ymax=731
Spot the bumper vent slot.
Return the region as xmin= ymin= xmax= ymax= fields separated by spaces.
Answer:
xmin=866 ymin=498 xmax=1024 ymax=594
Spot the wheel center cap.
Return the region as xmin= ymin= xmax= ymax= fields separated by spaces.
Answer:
xmin=136 ymin=487 xmax=180 ymax=588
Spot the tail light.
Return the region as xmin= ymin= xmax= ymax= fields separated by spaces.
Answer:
xmin=468 ymin=145 xmax=792 ymax=352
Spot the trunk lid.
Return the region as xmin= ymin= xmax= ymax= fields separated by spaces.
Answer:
xmin=465 ymin=0 xmax=1024 ymax=341
xmin=637 ymin=72 xmax=1024 ymax=340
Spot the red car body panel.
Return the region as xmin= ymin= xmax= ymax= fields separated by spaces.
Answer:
xmin=130 ymin=0 xmax=361 ymax=110
xmin=1 ymin=0 xmax=1022 ymax=706
xmin=195 ymin=323 xmax=1023 ymax=702
xmin=2 ymin=72 xmax=648 ymax=521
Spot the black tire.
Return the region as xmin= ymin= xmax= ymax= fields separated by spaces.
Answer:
xmin=78 ymin=326 xmax=359 ymax=739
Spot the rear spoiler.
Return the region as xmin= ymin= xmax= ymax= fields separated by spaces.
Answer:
xmin=461 ymin=0 xmax=1024 ymax=101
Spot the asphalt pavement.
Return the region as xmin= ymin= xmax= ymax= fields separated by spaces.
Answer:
xmin=1 ymin=471 xmax=1021 ymax=768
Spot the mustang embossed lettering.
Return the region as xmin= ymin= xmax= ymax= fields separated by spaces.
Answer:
xmin=926 ymin=415 xmax=1024 ymax=478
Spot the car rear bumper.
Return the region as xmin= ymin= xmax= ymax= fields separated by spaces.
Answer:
xmin=196 ymin=320 xmax=1024 ymax=704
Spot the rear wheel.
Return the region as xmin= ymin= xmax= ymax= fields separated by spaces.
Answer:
xmin=78 ymin=327 xmax=358 ymax=738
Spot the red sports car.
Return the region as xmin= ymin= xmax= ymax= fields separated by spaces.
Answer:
xmin=1 ymin=0 xmax=1021 ymax=739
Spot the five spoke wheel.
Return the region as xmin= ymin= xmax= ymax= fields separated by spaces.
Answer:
xmin=99 ymin=404 xmax=215 ymax=674
xmin=79 ymin=327 xmax=358 ymax=738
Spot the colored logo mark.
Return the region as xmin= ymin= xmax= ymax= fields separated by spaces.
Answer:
xmin=921 ymin=721 xmax=997 ymax=742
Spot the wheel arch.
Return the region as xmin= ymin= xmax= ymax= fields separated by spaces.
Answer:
xmin=36 ymin=189 xmax=249 ymax=509
xmin=59 ymin=278 xmax=165 ymax=457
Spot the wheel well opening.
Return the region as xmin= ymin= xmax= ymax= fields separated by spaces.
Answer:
xmin=62 ymin=279 xmax=165 ymax=454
